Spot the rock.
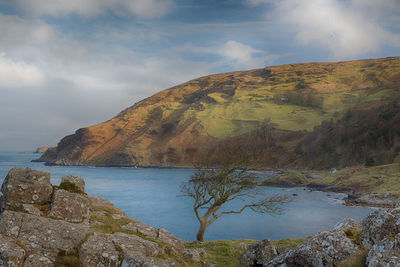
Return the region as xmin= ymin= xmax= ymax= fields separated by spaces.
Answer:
xmin=331 ymin=218 xmax=361 ymax=231
xmin=48 ymin=189 xmax=90 ymax=223
xmin=0 ymin=234 xmax=26 ymax=267
xmin=360 ymin=207 xmax=400 ymax=247
xmin=0 ymin=167 xmax=53 ymax=211
xmin=23 ymin=254 xmax=54 ymax=267
xmin=35 ymin=147 xmax=49 ymax=153
xmin=183 ymin=248 xmax=206 ymax=262
xmin=122 ymin=221 xmax=184 ymax=249
xmin=239 ymin=239 xmax=277 ymax=266
xmin=78 ymin=232 xmax=121 ymax=267
xmin=266 ymin=224 xmax=362 ymax=267
xmin=122 ymin=252 xmax=179 ymax=267
xmin=202 ymin=264 xmax=220 ymax=267
xmin=60 ymin=175 xmax=85 ymax=193
xmin=21 ymin=204 xmax=41 ymax=216
xmin=79 ymin=231 xmax=174 ymax=267
xmin=366 ymin=233 xmax=400 ymax=267
xmin=0 ymin=210 xmax=90 ymax=262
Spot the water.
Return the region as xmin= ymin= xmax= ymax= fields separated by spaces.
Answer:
xmin=0 ymin=151 xmax=374 ymax=241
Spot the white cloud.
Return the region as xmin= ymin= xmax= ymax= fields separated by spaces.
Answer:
xmin=0 ymin=54 xmax=44 ymax=87
xmin=183 ymin=40 xmax=279 ymax=69
xmin=13 ymin=0 xmax=174 ymax=19
xmin=264 ymin=0 xmax=400 ymax=58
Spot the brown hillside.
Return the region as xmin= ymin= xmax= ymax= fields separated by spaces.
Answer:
xmin=39 ymin=57 xmax=400 ymax=168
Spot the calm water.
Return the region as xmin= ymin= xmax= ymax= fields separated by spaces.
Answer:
xmin=0 ymin=151 xmax=374 ymax=241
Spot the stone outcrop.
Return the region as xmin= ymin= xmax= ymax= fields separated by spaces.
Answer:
xmin=366 ymin=233 xmax=400 ymax=267
xmin=238 ymin=239 xmax=277 ymax=266
xmin=183 ymin=248 xmax=206 ymax=262
xmin=49 ymin=189 xmax=90 ymax=223
xmin=239 ymin=211 xmax=400 ymax=266
xmin=0 ymin=168 xmax=53 ymax=211
xmin=360 ymin=207 xmax=400 ymax=247
xmin=265 ymin=219 xmax=362 ymax=267
xmin=0 ymin=167 xmax=185 ymax=266
xmin=60 ymin=174 xmax=85 ymax=193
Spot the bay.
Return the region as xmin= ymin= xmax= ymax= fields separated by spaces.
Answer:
xmin=0 ymin=151 xmax=374 ymax=241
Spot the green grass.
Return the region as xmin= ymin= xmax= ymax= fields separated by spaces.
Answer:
xmin=312 ymin=163 xmax=400 ymax=195
xmin=184 ymin=237 xmax=310 ymax=267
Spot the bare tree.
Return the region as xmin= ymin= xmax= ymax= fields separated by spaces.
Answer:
xmin=180 ymin=164 xmax=291 ymax=242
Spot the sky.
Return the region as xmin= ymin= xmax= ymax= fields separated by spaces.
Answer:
xmin=0 ymin=0 xmax=400 ymax=150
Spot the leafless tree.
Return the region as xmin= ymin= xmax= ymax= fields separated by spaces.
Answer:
xmin=180 ymin=164 xmax=291 ymax=242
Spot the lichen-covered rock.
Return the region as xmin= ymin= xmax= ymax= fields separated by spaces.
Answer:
xmin=360 ymin=207 xmax=400 ymax=247
xmin=78 ymin=232 xmax=121 ymax=267
xmin=60 ymin=175 xmax=85 ymax=193
xmin=0 ymin=234 xmax=26 ymax=267
xmin=266 ymin=222 xmax=362 ymax=267
xmin=183 ymin=248 xmax=206 ymax=262
xmin=0 ymin=210 xmax=90 ymax=262
xmin=111 ymin=232 xmax=164 ymax=258
xmin=122 ymin=252 xmax=179 ymax=267
xmin=239 ymin=239 xmax=277 ymax=266
xmin=0 ymin=167 xmax=53 ymax=211
xmin=21 ymin=204 xmax=41 ymax=216
xmin=48 ymin=189 xmax=90 ymax=223
xmin=366 ymin=233 xmax=400 ymax=267
xmin=122 ymin=220 xmax=184 ymax=249
xmin=23 ymin=254 xmax=54 ymax=267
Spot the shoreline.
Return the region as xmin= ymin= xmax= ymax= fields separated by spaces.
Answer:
xmin=32 ymin=156 xmax=400 ymax=209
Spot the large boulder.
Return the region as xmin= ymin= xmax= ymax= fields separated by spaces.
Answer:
xmin=266 ymin=219 xmax=362 ymax=267
xmin=60 ymin=175 xmax=85 ymax=193
xmin=0 ymin=167 xmax=53 ymax=211
xmin=48 ymin=189 xmax=90 ymax=223
xmin=0 ymin=210 xmax=90 ymax=263
xmin=366 ymin=233 xmax=400 ymax=267
xmin=78 ymin=231 xmax=175 ymax=267
xmin=360 ymin=207 xmax=400 ymax=247
xmin=0 ymin=234 xmax=26 ymax=267
xmin=239 ymin=239 xmax=277 ymax=266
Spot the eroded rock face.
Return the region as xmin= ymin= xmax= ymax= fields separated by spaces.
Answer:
xmin=49 ymin=189 xmax=90 ymax=223
xmin=0 ymin=167 xmax=53 ymax=211
xmin=61 ymin=175 xmax=85 ymax=193
xmin=239 ymin=239 xmax=277 ymax=266
xmin=0 ymin=234 xmax=26 ymax=267
xmin=122 ymin=220 xmax=184 ymax=249
xmin=0 ymin=210 xmax=90 ymax=263
xmin=266 ymin=220 xmax=362 ymax=267
xmin=78 ymin=232 xmax=121 ymax=267
xmin=360 ymin=208 xmax=400 ymax=247
xmin=366 ymin=234 xmax=400 ymax=267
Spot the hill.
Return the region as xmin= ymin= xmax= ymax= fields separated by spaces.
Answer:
xmin=38 ymin=57 xmax=400 ymax=168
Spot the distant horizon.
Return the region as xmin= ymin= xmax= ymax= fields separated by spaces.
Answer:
xmin=1 ymin=0 xmax=400 ymax=150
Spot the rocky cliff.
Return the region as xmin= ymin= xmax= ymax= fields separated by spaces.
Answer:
xmin=0 ymin=167 xmax=187 ymax=266
xmin=37 ymin=57 xmax=400 ymax=168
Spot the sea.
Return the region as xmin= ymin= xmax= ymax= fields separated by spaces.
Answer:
xmin=0 ymin=151 xmax=374 ymax=241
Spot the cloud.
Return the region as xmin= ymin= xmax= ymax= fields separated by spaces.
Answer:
xmin=183 ymin=40 xmax=279 ymax=69
xmin=12 ymin=0 xmax=174 ymax=19
xmin=0 ymin=54 xmax=44 ymax=87
xmin=262 ymin=0 xmax=400 ymax=58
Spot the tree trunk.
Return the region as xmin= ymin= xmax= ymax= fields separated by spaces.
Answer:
xmin=196 ymin=220 xmax=208 ymax=242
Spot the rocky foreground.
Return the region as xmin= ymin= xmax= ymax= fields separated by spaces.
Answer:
xmin=0 ymin=167 xmax=187 ymax=266
xmin=0 ymin=167 xmax=399 ymax=266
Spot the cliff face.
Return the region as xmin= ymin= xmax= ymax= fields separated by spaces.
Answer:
xmin=39 ymin=57 xmax=400 ymax=167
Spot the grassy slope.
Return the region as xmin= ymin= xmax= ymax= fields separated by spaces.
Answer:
xmin=310 ymin=163 xmax=400 ymax=196
xmin=40 ymin=57 xmax=400 ymax=167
